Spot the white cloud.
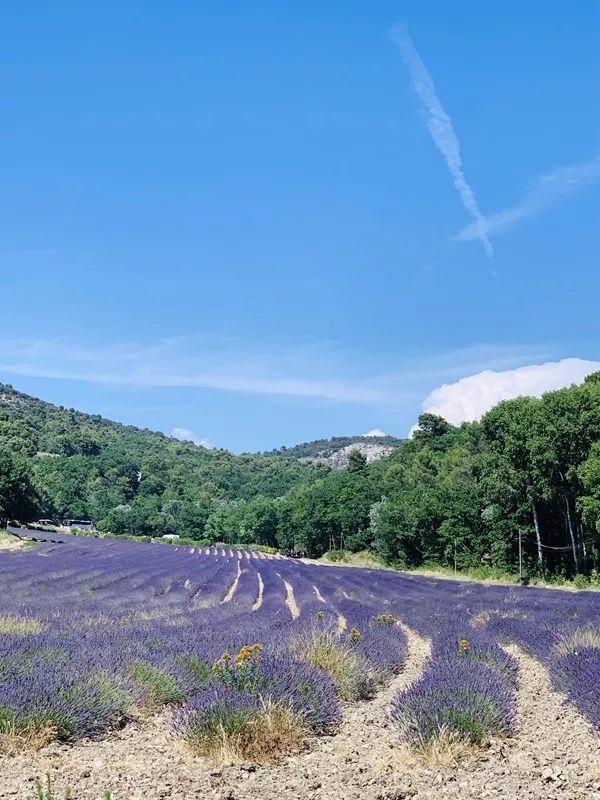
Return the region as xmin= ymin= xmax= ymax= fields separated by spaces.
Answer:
xmin=392 ymin=26 xmax=492 ymax=258
xmin=170 ymin=427 xmax=213 ymax=448
xmin=362 ymin=428 xmax=387 ymax=437
xmin=418 ymin=357 xmax=600 ymax=427
xmin=454 ymin=154 xmax=600 ymax=243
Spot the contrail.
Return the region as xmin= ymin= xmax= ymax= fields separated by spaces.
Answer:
xmin=454 ymin=154 xmax=600 ymax=243
xmin=391 ymin=26 xmax=493 ymax=258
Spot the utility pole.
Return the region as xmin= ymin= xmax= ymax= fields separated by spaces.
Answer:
xmin=518 ymin=529 xmax=523 ymax=582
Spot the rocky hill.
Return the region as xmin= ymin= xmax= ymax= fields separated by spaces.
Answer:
xmin=265 ymin=433 xmax=404 ymax=468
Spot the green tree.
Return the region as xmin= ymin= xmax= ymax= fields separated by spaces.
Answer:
xmin=0 ymin=448 xmax=38 ymax=525
xmin=412 ymin=413 xmax=453 ymax=442
xmin=347 ymin=448 xmax=367 ymax=473
xmin=241 ymin=495 xmax=279 ymax=546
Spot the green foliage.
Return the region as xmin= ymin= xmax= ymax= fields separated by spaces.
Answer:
xmin=34 ymin=776 xmax=56 ymax=800
xmin=180 ymin=656 xmax=212 ymax=684
xmin=412 ymin=412 xmax=453 ymax=442
xmin=323 ymin=549 xmax=345 ymax=562
xmin=2 ymin=376 xmax=600 ymax=578
xmin=347 ymin=448 xmax=367 ymax=473
xmin=0 ymin=383 xmax=325 ymax=540
xmin=0 ymin=448 xmax=38 ymax=524
xmin=573 ymin=573 xmax=591 ymax=590
xmin=128 ymin=662 xmax=185 ymax=707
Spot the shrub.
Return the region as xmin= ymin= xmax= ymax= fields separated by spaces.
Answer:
xmin=391 ymin=658 xmax=515 ymax=748
xmin=552 ymin=647 xmax=600 ymax=728
xmin=323 ymin=550 xmax=346 ymax=563
xmin=128 ymin=662 xmax=187 ymax=707
xmin=174 ymin=685 xmax=306 ymax=763
xmin=257 ymin=655 xmax=341 ymax=734
xmin=573 ymin=573 xmax=591 ymax=590
xmin=290 ymin=626 xmax=371 ymax=701
xmin=390 ymin=628 xmax=516 ymax=757
xmin=553 ymin=626 xmax=600 ymax=657
xmin=0 ymin=670 xmax=130 ymax=742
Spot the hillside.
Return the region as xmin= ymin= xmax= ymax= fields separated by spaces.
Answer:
xmin=266 ymin=434 xmax=404 ymax=467
xmin=2 ymin=377 xmax=600 ymax=580
xmin=0 ymin=383 xmax=328 ymax=537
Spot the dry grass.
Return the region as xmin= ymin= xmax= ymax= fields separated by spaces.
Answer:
xmin=554 ymin=626 xmax=600 ymax=656
xmin=192 ymin=597 xmax=216 ymax=610
xmin=290 ymin=628 xmax=363 ymax=701
xmin=0 ymin=722 xmax=57 ymax=755
xmin=189 ymin=703 xmax=307 ymax=764
xmin=0 ymin=615 xmax=44 ymax=635
xmin=389 ymin=727 xmax=485 ymax=769
xmin=0 ymin=532 xmax=29 ymax=551
xmin=472 ymin=609 xmax=529 ymax=628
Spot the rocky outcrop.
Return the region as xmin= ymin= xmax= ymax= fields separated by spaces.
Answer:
xmin=310 ymin=441 xmax=396 ymax=469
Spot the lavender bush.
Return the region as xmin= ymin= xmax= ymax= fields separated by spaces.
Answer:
xmin=0 ymin=529 xmax=599 ymax=763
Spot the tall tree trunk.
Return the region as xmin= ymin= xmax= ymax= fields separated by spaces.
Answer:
xmin=564 ymin=496 xmax=579 ymax=572
xmin=579 ymin=522 xmax=588 ymax=561
xmin=531 ymin=499 xmax=543 ymax=566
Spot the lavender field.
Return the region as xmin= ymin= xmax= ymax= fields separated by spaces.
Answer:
xmin=1 ymin=532 xmax=600 ymax=796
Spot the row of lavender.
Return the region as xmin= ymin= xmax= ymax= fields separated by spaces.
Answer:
xmin=0 ymin=533 xmax=407 ymax=757
xmin=370 ymin=570 xmax=600 ymax=750
xmin=0 ymin=533 xmax=598 ymax=759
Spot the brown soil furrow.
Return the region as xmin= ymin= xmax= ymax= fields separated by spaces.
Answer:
xmin=221 ymin=561 xmax=242 ymax=603
xmin=283 ymin=579 xmax=300 ymax=619
xmin=252 ymin=571 xmax=264 ymax=611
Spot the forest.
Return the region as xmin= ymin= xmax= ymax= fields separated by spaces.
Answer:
xmin=2 ymin=376 xmax=600 ymax=580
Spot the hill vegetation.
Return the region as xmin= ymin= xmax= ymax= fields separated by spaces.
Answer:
xmin=2 ymin=375 xmax=600 ymax=579
xmin=0 ymin=384 xmax=326 ymax=542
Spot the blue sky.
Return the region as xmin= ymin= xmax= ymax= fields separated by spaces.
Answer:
xmin=1 ymin=1 xmax=599 ymax=451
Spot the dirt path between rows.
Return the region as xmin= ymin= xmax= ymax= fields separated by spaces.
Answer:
xmin=283 ymin=579 xmax=300 ymax=620
xmin=2 ymin=636 xmax=600 ymax=800
xmin=386 ymin=644 xmax=600 ymax=800
xmin=251 ymin=571 xmax=264 ymax=611
xmin=222 ymin=561 xmax=242 ymax=603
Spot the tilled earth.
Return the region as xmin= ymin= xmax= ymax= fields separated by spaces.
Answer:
xmin=2 ymin=628 xmax=600 ymax=800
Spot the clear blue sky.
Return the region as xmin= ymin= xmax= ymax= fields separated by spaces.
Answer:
xmin=1 ymin=1 xmax=599 ymax=451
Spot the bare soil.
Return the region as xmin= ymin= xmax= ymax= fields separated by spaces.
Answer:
xmin=2 ymin=633 xmax=600 ymax=799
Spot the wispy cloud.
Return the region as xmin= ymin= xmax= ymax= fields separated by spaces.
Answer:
xmin=0 ymin=338 xmax=394 ymax=405
xmin=455 ymin=154 xmax=600 ymax=243
xmin=0 ymin=336 xmax=577 ymax=430
xmin=392 ymin=26 xmax=492 ymax=258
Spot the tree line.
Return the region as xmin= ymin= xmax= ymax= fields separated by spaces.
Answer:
xmin=2 ymin=377 xmax=600 ymax=578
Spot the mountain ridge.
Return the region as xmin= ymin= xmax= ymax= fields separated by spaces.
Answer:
xmin=0 ymin=382 xmax=401 ymax=461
